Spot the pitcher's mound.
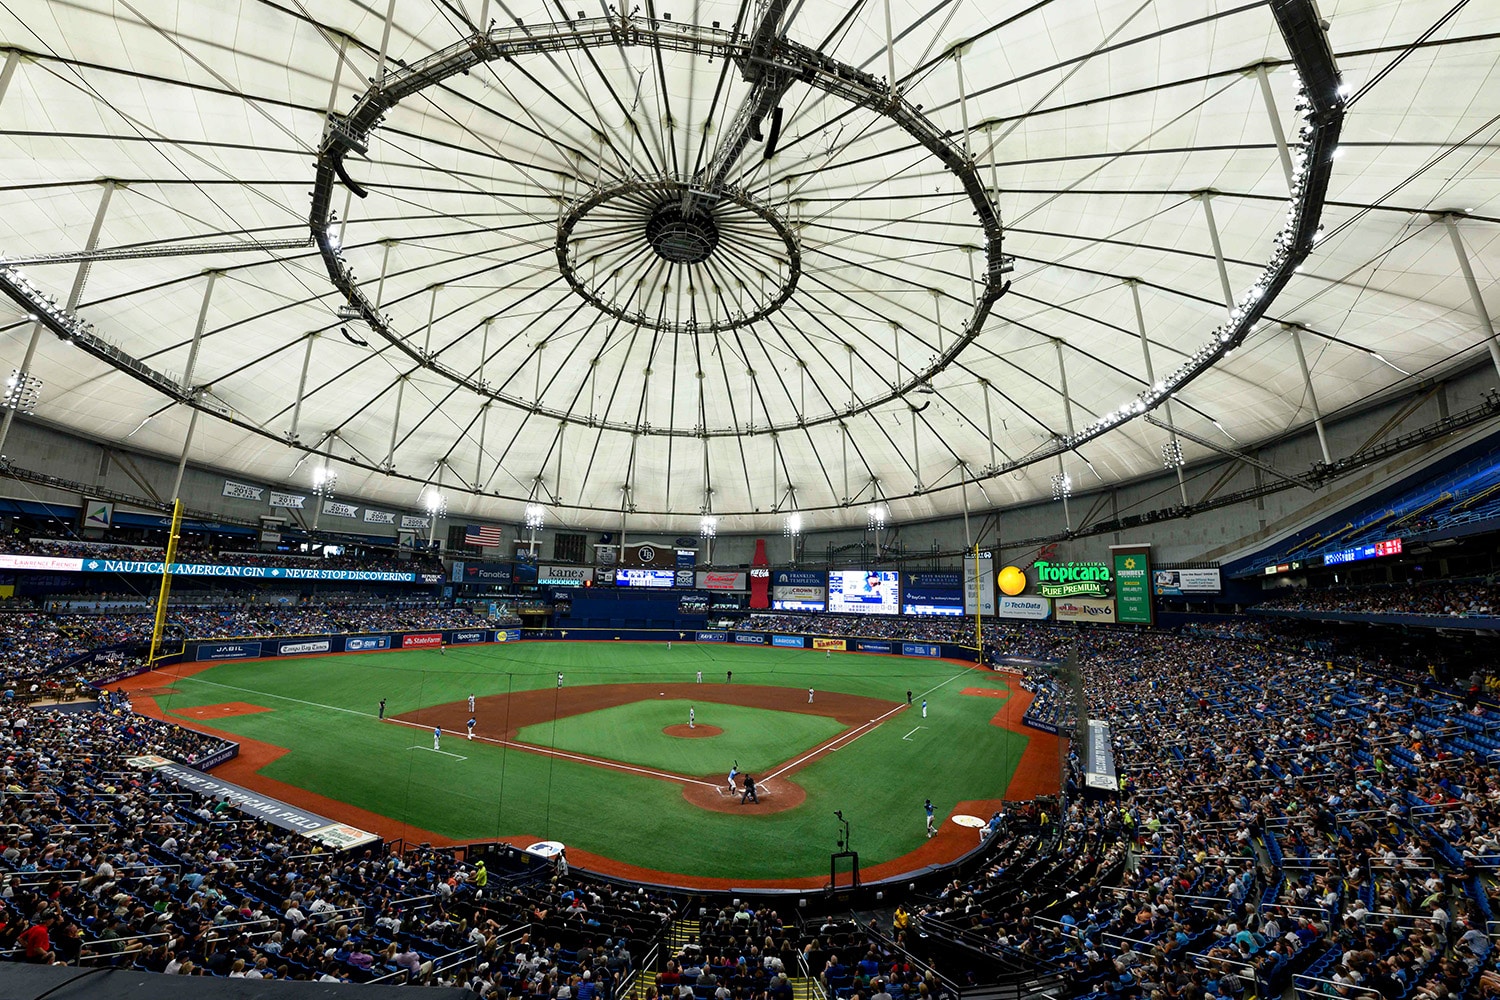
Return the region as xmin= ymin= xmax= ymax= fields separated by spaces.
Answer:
xmin=663 ymin=724 xmax=722 ymax=738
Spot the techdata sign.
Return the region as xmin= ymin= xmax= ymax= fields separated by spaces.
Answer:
xmin=276 ymin=639 xmax=331 ymax=656
xmin=901 ymin=642 xmax=940 ymax=658
xmin=345 ymin=636 xmax=391 ymax=651
xmin=856 ymin=640 xmax=892 ymax=653
xmin=196 ymin=641 xmax=261 ymax=661
xmin=449 ymin=630 xmax=487 ymax=644
xmin=733 ymin=632 xmax=767 ymax=644
xmin=1032 ymin=561 xmax=1112 ymax=599
xmin=771 ymin=634 xmax=805 ymax=648
xmin=998 ymin=595 xmax=1052 ymax=620
xmin=1111 ymin=546 xmax=1153 ymax=625
xmin=696 ymin=631 xmax=728 ymax=643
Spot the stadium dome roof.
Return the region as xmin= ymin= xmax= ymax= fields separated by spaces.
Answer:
xmin=1 ymin=0 xmax=1497 ymax=532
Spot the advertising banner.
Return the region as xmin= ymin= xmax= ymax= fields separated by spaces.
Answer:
xmin=963 ymin=554 xmax=996 ymax=616
xmin=771 ymin=634 xmax=805 ymax=648
xmin=675 ymin=569 xmax=695 ymax=588
xmin=276 ymin=639 xmax=331 ymax=656
xmin=1111 ymin=546 xmax=1153 ymax=625
xmin=856 ymin=640 xmax=892 ymax=653
xmin=772 ymin=585 xmax=826 ymax=611
xmin=676 ymin=549 xmax=697 ymax=568
xmin=345 ymin=636 xmax=391 ymax=652
xmin=696 ymin=631 xmax=728 ymax=643
xmin=1054 ymin=597 xmax=1117 ymax=623
xmin=696 ymin=570 xmax=748 ymax=591
xmin=772 ymin=570 xmax=824 ymax=586
xmin=1033 ymin=561 xmax=1112 ymax=599
xmin=449 ymin=630 xmax=487 ymax=644
xmin=998 ymin=595 xmax=1052 ymax=620
xmin=812 ymin=637 xmax=846 ymax=651
xmin=904 ymin=570 xmax=964 ymax=616
xmin=616 ymin=568 xmax=675 ymax=588
xmin=733 ymin=632 xmax=767 ymax=644
xmin=322 ymin=500 xmax=359 ymax=518
xmin=458 ymin=562 xmax=512 ymax=584
xmin=195 ymin=641 xmax=262 ymax=661
xmin=364 ymin=509 xmax=395 ymax=524
xmin=402 ymin=632 xmax=444 ymax=648
xmin=538 ymin=565 xmax=589 ymax=586
xmin=82 ymin=498 xmax=113 ymax=530
xmin=1153 ymin=567 xmax=1221 ymax=595
xmin=901 ymin=642 xmax=940 ymax=657
xmin=268 ymin=492 xmax=306 ymax=509
xmin=0 ymin=554 xmax=83 ymax=572
xmin=222 ymin=480 xmax=263 ymax=501
xmin=196 ymin=742 xmax=240 ymax=770
xmin=492 ymin=628 xmax=521 ymax=642
xmin=62 ymin=559 xmax=420 ymax=582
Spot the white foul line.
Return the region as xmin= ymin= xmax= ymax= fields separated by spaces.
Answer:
xmin=409 ymin=745 xmax=468 ymax=760
xmin=902 ymin=726 xmax=927 ymax=741
xmin=385 ymin=718 xmax=720 ymax=789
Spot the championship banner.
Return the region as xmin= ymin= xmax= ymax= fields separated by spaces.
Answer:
xmin=1054 ymin=597 xmax=1117 ymax=623
xmin=364 ymin=509 xmax=396 ymax=524
xmin=811 ymin=637 xmax=846 ymax=651
xmin=1111 ymin=545 xmax=1153 ymax=625
xmin=268 ymin=491 xmax=306 ymax=509
xmin=82 ymin=498 xmax=113 ymax=530
xmin=399 ymin=514 xmax=430 ymax=530
xmin=222 ymin=480 xmax=264 ymax=501
xmin=322 ymin=500 xmax=359 ymax=518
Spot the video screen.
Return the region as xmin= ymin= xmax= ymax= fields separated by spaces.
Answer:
xmin=826 ymin=569 xmax=900 ymax=616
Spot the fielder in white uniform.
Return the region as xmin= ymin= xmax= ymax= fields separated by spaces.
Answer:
xmin=689 ymin=706 xmax=696 ymax=729
xmin=433 ymin=727 xmax=442 ymax=751
xmin=468 ymin=693 xmax=475 ymax=712
xmin=808 ymin=687 xmax=815 ymax=703
xmin=696 ymin=670 xmax=702 ymax=683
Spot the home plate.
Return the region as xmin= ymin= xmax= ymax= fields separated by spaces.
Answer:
xmin=951 ymin=814 xmax=987 ymax=828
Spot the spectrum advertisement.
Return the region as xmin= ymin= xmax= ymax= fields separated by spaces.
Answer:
xmin=826 ymin=569 xmax=899 ymax=615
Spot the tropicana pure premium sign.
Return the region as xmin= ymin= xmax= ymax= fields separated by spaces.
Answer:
xmin=1032 ymin=560 xmax=1112 ymax=599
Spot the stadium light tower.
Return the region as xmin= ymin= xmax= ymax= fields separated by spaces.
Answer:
xmin=867 ymin=502 xmax=888 ymax=562
xmin=783 ymin=511 xmax=802 ymax=565
xmin=524 ymin=502 xmax=545 ymax=556
xmin=699 ymin=513 xmax=717 ymax=565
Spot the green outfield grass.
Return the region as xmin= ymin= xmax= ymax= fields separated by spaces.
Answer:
xmin=514 ymin=699 xmax=845 ymax=775
xmin=151 ymin=643 xmax=1034 ymax=881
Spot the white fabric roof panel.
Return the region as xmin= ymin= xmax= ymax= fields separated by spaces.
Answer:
xmin=0 ymin=0 xmax=1495 ymax=531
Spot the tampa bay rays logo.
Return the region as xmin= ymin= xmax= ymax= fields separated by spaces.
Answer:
xmin=638 ymin=545 xmax=656 ymax=562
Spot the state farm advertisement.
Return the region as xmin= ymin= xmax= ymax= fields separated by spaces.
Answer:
xmin=402 ymin=632 xmax=444 ymax=648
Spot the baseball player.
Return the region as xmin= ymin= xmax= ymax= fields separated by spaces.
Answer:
xmin=378 ymin=698 xmax=386 ymax=719
xmin=727 ymin=761 xmax=739 ymax=794
xmin=440 ymin=642 xmax=446 ymax=656
xmin=696 ymin=670 xmax=702 ymax=684
xmin=466 ymin=717 xmax=476 ymax=740
xmin=740 ymin=774 xmax=758 ymax=804
xmin=922 ymin=698 xmax=928 ymax=718
xmin=808 ymin=687 xmax=815 ymax=703
xmin=557 ymin=672 xmax=564 ymax=688
xmin=826 ymin=649 xmax=831 ymax=659
xmin=468 ymin=693 xmax=475 ymax=712
xmin=667 ymin=640 xmax=672 ymax=651
xmin=925 ymin=799 xmax=937 ymax=838
xmin=689 ymin=706 xmax=696 ymax=729
xmin=433 ymin=726 xmax=442 ymax=751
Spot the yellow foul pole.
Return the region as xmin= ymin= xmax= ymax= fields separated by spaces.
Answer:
xmin=148 ymin=498 xmax=183 ymax=665
xmin=973 ymin=542 xmax=983 ymax=666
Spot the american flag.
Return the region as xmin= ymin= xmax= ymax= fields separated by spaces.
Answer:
xmin=464 ymin=524 xmax=504 ymax=548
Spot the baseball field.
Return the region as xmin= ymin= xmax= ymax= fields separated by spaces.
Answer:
xmin=123 ymin=641 xmax=1062 ymax=888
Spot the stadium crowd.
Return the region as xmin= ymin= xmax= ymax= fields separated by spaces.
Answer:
xmin=911 ymin=629 xmax=1500 ymax=1000
xmin=1255 ymin=580 xmax=1500 ymax=618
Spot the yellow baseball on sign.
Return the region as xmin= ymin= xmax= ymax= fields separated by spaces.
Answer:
xmin=997 ymin=565 xmax=1027 ymax=596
